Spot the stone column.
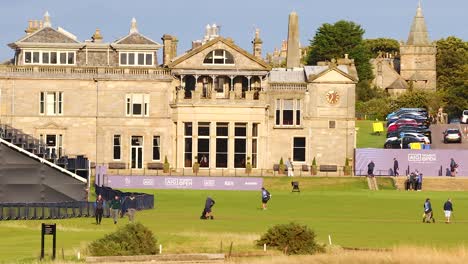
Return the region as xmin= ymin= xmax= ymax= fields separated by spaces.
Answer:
xmin=209 ymin=122 xmax=216 ymax=170
xmin=228 ymin=122 xmax=235 ymax=170
xmin=286 ymin=12 xmax=300 ymax=68
xmin=210 ymin=75 xmax=217 ymax=100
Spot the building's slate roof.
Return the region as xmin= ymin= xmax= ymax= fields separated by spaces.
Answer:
xmin=269 ymin=69 xmax=305 ymax=83
xmin=114 ymin=33 xmax=160 ymax=45
xmin=18 ymin=27 xmax=79 ymax=44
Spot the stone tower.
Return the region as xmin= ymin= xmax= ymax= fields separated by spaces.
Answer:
xmin=286 ymin=11 xmax=300 ymax=68
xmin=400 ymin=2 xmax=437 ymax=90
xmin=252 ymin=28 xmax=263 ymax=59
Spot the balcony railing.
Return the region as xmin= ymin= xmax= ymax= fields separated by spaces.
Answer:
xmin=0 ymin=65 xmax=172 ymax=81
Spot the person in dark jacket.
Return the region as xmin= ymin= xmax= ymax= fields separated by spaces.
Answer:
xmin=367 ymin=160 xmax=375 ymax=177
xmin=200 ymin=197 xmax=215 ymax=220
xmin=261 ymin=187 xmax=271 ymax=210
xmin=109 ymin=195 xmax=122 ymax=224
xmin=423 ymin=198 xmax=435 ymax=223
xmin=393 ymin=158 xmax=399 ymax=176
xmin=450 ymin=158 xmax=458 ymax=177
xmin=94 ymin=194 xmax=105 ymax=225
xmin=443 ymin=198 xmax=453 ymax=223
xmin=125 ymin=194 xmax=138 ymax=222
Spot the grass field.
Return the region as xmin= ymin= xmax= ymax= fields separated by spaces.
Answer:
xmin=1 ymin=177 xmax=467 ymax=263
xmin=356 ymin=120 xmax=387 ymax=148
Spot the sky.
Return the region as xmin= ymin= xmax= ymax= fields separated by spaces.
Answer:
xmin=0 ymin=0 xmax=466 ymax=62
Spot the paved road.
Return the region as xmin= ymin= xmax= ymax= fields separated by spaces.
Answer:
xmin=430 ymin=123 xmax=468 ymax=149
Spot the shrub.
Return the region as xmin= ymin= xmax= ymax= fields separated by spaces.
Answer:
xmin=88 ymin=223 xmax=158 ymax=256
xmin=163 ymin=156 xmax=170 ymax=173
xmin=256 ymin=222 xmax=324 ymax=255
xmin=279 ymin=157 xmax=285 ymax=173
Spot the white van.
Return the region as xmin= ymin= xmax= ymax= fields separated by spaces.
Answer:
xmin=462 ymin=110 xmax=468 ymax=124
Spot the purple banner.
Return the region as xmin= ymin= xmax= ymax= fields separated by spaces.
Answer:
xmin=355 ymin=149 xmax=468 ymax=176
xmin=105 ymin=176 xmax=263 ymax=191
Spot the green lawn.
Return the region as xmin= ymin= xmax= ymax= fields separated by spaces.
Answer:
xmin=356 ymin=120 xmax=387 ymax=148
xmin=1 ymin=177 xmax=467 ymax=263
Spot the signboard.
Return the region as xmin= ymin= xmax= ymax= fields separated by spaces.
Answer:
xmin=355 ymin=149 xmax=468 ymax=176
xmin=105 ymin=176 xmax=263 ymax=191
xmin=41 ymin=223 xmax=56 ymax=260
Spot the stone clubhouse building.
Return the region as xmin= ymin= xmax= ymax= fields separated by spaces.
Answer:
xmin=0 ymin=11 xmax=358 ymax=175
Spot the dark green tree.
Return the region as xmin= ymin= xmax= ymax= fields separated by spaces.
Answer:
xmin=363 ymin=38 xmax=400 ymax=57
xmin=435 ymin=37 xmax=468 ymax=117
xmin=306 ymin=20 xmax=373 ymax=83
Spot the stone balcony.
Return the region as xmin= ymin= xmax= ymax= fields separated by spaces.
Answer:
xmin=172 ymin=87 xmax=268 ymax=106
xmin=0 ymin=65 xmax=172 ymax=81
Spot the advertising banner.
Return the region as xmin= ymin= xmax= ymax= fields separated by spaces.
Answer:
xmin=105 ymin=176 xmax=263 ymax=191
xmin=355 ymin=149 xmax=467 ymax=176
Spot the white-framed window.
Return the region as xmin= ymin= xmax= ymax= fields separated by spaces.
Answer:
xmin=197 ymin=122 xmax=210 ymax=168
xmin=119 ymin=52 xmax=153 ymax=66
xmin=234 ymin=123 xmax=247 ymax=168
xmin=40 ymin=91 xmax=63 ymax=116
xmin=203 ymin=49 xmax=234 ymax=65
xmin=152 ymin=136 xmax=161 ymax=161
xmin=215 ymin=122 xmax=228 ymax=168
xmin=113 ymin=135 xmax=121 ymax=160
xmin=125 ymin=94 xmax=149 ymax=117
xmin=293 ymin=137 xmax=306 ymax=162
xmin=275 ymin=99 xmax=301 ymax=127
xmin=24 ymin=50 xmax=75 ymax=65
xmin=252 ymin=123 xmax=259 ymax=169
xmin=184 ymin=122 xmax=193 ymax=168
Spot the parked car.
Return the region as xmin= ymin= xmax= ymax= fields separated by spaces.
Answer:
xmin=386 ymin=108 xmax=427 ymax=120
xmin=449 ymin=117 xmax=461 ymax=124
xmin=387 ymin=114 xmax=429 ymax=127
xmin=387 ymin=119 xmax=419 ymax=132
xmin=443 ymin=128 xmax=462 ymax=143
xmin=386 ymin=132 xmax=430 ymax=144
xmin=462 ymin=110 xmax=468 ymax=124
xmin=384 ymin=136 xmax=425 ymax=149
xmin=387 ymin=127 xmax=432 ymax=142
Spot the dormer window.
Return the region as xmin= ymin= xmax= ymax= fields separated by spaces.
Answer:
xmin=120 ymin=52 xmax=153 ymax=66
xmin=24 ymin=50 xmax=75 ymax=65
xmin=203 ymin=49 xmax=234 ymax=65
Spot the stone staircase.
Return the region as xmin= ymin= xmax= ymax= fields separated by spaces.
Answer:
xmin=394 ymin=177 xmax=468 ymax=191
xmin=367 ymin=177 xmax=379 ymax=190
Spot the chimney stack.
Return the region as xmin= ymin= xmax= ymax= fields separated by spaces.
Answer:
xmin=162 ymin=34 xmax=174 ymax=66
xmin=252 ymin=28 xmax=263 ymax=59
xmin=286 ymin=11 xmax=300 ymax=68
xmin=92 ymin=29 xmax=103 ymax=43
xmin=171 ymin=36 xmax=178 ymax=59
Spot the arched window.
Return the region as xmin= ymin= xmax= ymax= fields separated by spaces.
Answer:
xmin=203 ymin=49 xmax=234 ymax=65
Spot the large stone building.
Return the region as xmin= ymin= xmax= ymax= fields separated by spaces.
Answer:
xmin=372 ymin=2 xmax=436 ymax=95
xmin=0 ymin=12 xmax=356 ymax=175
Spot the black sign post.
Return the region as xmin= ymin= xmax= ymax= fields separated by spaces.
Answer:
xmin=40 ymin=223 xmax=56 ymax=260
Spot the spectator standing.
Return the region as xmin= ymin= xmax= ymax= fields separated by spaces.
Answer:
xmin=443 ymin=198 xmax=453 ymax=223
xmin=285 ymin=157 xmax=294 ymax=177
xmin=417 ymin=171 xmax=423 ymax=191
xmin=94 ymin=194 xmax=105 ymax=225
xmin=109 ymin=195 xmax=121 ymax=224
xmin=393 ymin=158 xmax=399 ymax=176
xmin=261 ymin=187 xmax=271 ymax=210
xmin=367 ymin=160 xmax=375 ymax=177
xmin=450 ymin=158 xmax=458 ymax=177
xmin=125 ymin=194 xmax=138 ymax=222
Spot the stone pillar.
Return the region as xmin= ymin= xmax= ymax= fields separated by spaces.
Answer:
xmin=211 ymin=75 xmax=217 ymax=100
xmin=228 ymin=122 xmax=235 ymax=169
xmin=286 ymin=12 xmax=300 ymax=68
xmin=176 ymin=122 xmax=184 ymax=169
xmin=209 ymin=122 xmax=216 ymax=170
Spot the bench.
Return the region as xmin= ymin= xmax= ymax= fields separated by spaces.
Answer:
xmin=319 ymin=165 xmax=337 ymax=172
xmin=108 ymin=162 xmax=126 ymax=169
xmin=147 ymin=162 xmax=164 ymax=170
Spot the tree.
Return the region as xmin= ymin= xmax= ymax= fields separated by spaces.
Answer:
xmin=306 ymin=20 xmax=373 ymax=82
xmin=363 ymin=38 xmax=400 ymax=57
xmin=436 ymin=37 xmax=468 ymax=117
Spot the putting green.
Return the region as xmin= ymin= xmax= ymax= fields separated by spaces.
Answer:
xmin=0 ymin=177 xmax=466 ymax=263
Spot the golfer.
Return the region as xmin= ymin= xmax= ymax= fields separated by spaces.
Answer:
xmin=261 ymin=187 xmax=271 ymax=210
xmin=423 ymin=198 xmax=435 ymax=223
xmin=443 ymin=198 xmax=453 ymax=224
xmin=200 ymin=197 xmax=215 ymax=220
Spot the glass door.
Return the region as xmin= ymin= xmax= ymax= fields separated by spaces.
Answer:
xmin=131 ymin=136 xmax=143 ymax=169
